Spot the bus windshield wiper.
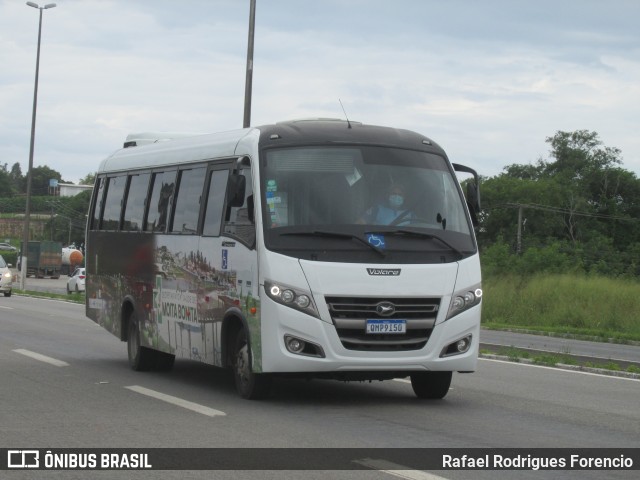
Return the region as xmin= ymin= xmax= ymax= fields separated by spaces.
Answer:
xmin=368 ymin=229 xmax=465 ymax=258
xmin=281 ymin=230 xmax=387 ymax=257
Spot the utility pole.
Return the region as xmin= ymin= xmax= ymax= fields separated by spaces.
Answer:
xmin=20 ymin=2 xmax=57 ymax=290
xmin=243 ymin=0 xmax=256 ymax=128
xmin=516 ymin=204 xmax=523 ymax=255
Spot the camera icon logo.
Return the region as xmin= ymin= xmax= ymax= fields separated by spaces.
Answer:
xmin=8 ymin=450 xmax=40 ymax=468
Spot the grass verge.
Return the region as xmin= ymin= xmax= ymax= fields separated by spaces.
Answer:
xmin=482 ymin=273 xmax=640 ymax=343
xmin=14 ymin=290 xmax=85 ymax=304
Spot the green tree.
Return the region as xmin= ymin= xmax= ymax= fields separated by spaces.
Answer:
xmin=542 ymin=130 xmax=639 ymax=247
xmin=480 ymin=130 xmax=640 ymax=277
xmin=28 ymin=165 xmax=70 ymax=196
xmin=10 ymin=162 xmax=24 ymax=193
xmin=79 ymin=172 xmax=96 ymax=185
xmin=0 ymin=163 xmax=14 ymax=196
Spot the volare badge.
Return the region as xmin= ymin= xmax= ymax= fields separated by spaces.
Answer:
xmin=366 ymin=268 xmax=401 ymax=276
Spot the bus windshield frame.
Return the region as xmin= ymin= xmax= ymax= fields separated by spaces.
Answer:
xmin=260 ymin=145 xmax=477 ymax=264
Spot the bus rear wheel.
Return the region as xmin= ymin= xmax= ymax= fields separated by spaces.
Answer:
xmin=127 ymin=312 xmax=155 ymax=371
xmin=410 ymin=371 xmax=452 ymax=399
xmin=233 ymin=329 xmax=272 ymax=400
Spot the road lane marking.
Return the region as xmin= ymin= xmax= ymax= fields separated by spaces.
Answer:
xmin=13 ymin=349 xmax=69 ymax=367
xmin=480 ymin=357 xmax=640 ymax=382
xmin=354 ymin=458 xmax=449 ymax=480
xmin=125 ymin=385 xmax=226 ymax=417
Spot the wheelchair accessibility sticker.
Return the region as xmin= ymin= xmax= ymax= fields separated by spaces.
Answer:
xmin=366 ymin=234 xmax=386 ymax=249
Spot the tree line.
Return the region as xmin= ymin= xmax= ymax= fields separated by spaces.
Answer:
xmin=478 ymin=130 xmax=640 ymax=277
xmin=0 ymin=162 xmax=94 ymax=197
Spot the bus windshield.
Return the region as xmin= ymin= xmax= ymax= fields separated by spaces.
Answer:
xmin=261 ymin=146 xmax=476 ymax=263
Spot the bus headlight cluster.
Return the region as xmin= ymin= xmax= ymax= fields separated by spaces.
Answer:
xmin=446 ymin=286 xmax=482 ymax=320
xmin=265 ymin=280 xmax=319 ymax=318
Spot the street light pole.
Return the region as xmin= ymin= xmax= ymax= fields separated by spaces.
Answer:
xmin=20 ymin=2 xmax=56 ymax=290
xmin=242 ymin=0 xmax=256 ymax=128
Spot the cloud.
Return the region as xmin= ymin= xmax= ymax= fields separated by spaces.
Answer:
xmin=1 ymin=0 xmax=639 ymax=185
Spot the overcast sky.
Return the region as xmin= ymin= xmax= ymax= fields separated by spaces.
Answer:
xmin=1 ymin=0 xmax=639 ymax=185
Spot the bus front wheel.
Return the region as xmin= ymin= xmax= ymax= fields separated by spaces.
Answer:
xmin=127 ymin=312 xmax=155 ymax=371
xmin=233 ymin=329 xmax=272 ymax=400
xmin=410 ymin=371 xmax=452 ymax=399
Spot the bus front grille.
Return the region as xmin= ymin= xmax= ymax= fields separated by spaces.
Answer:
xmin=325 ymin=296 xmax=440 ymax=351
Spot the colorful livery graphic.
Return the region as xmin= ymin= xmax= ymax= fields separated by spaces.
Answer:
xmin=86 ymin=119 xmax=482 ymax=399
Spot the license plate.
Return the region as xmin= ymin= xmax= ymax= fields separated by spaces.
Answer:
xmin=366 ymin=319 xmax=406 ymax=334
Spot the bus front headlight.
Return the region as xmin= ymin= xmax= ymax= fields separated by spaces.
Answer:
xmin=446 ymin=285 xmax=482 ymax=320
xmin=264 ymin=280 xmax=319 ymax=319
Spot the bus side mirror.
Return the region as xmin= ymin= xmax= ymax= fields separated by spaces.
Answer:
xmin=466 ymin=181 xmax=480 ymax=211
xmin=453 ymin=163 xmax=481 ymax=228
xmin=466 ymin=182 xmax=480 ymax=227
xmin=226 ymin=174 xmax=246 ymax=207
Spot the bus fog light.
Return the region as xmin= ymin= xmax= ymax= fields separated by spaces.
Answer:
xmin=440 ymin=335 xmax=472 ymax=357
xmin=456 ymin=337 xmax=471 ymax=352
xmin=286 ymin=337 xmax=305 ymax=353
xmin=284 ymin=335 xmax=325 ymax=358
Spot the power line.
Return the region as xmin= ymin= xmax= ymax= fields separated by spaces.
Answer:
xmin=485 ymin=202 xmax=639 ymax=222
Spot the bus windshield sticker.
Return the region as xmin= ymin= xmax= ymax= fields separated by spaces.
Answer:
xmin=366 ymin=233 xmax=386 ymax=249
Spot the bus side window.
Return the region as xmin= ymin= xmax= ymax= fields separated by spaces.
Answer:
xmin=170 ymin=167 xmax=206 ymax=234
xmin=100 ymin=175 xmax=127 ymax=231
xmin=202 ymin=169 xmax=229 ymax=236
xmin=122 ymin=173 xmax=150 ymax=232
xmin=223 ymin=169 xmax=255 ymax=247
xmin=145 ymin=170 xmax=176 ymax=233
xmin=90 ymin=176 xmax=106 ymax=230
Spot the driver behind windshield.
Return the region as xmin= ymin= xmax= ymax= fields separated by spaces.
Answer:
xmin=359 ymin=184 xmax=416 ymax=225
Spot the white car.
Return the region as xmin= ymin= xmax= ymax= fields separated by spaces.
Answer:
xmin=0 ymin=255 xmax=13 ymax=297
xmin=67 ymin=267 xmax=86 ymax=294
xmin=0 ymin=242 xmax=17 ymax=252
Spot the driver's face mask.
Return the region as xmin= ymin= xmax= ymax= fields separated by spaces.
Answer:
xmin=389 ymin=194 xmax=404 ymax=208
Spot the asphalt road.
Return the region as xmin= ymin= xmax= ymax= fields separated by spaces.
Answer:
xmin=0 ymin=296 xmax=638 ymax=479
xmin=480 ymin=329 xmax=640 ymax=367
xmin=13 ymin=270 xmax=72 ymax=295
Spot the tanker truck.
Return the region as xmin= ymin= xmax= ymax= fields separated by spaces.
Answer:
xmin=62 ymin=246 xmax=84 ymax=275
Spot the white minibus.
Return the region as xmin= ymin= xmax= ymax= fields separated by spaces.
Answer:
xmin=86 ymin=119 xmax=482 ymax=399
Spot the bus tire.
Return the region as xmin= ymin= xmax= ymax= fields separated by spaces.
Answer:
xmin=233 ymin=328 xmax=271 ymax=400
xmin=410 ymin=371 xmax=452 ymax=399
xmin=127 ymin=312 xmax=155 ymax=371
